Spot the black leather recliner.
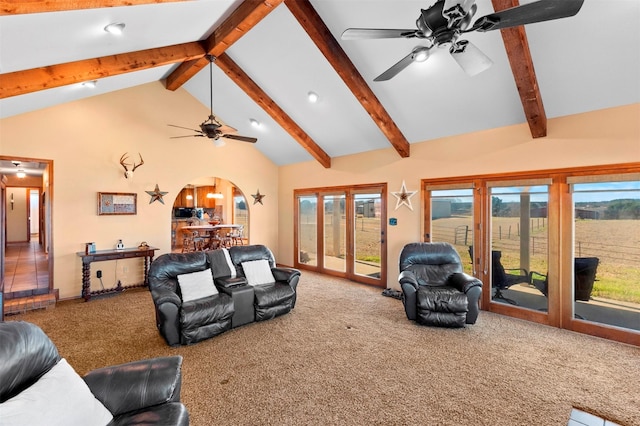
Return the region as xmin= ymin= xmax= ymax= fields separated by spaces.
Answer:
xmin=222 ymin=244 xmax=300 ymax=321
xmin=399 ymin=242 xmax=483 ymax=327
xmin=0 ymin=321 xmax=189 ymax=425
xmin=148 ymin=251 xmax=235 ymax=346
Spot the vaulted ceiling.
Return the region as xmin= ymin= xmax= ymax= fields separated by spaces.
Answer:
xmin=1 ymin=0 xmax=638 ymax=168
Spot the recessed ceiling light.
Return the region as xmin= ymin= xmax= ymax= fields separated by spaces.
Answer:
xmin=82 ymin=80 xmax=97 ymax=88
xmin=249 ymin=119 xmax=261 ymax=128
xmin=104 ymin=23 xmax=125 ymax=35
xmin=307 ymin=91 xmax=319 ymax=103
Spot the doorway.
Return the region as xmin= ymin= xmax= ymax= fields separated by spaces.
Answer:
xmin=0 ymin=156 xmax=53 ymax=315
xmin=295 ymin=184 xmax=387 ymax=287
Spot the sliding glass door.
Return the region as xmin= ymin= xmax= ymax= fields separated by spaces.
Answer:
xmin=295 ymin=184 xmax=386 ymax=287
xmin=489 ymin=184 xmax=549 ymax=313
xmin=569 ymin=178 xmax=640 ymax=331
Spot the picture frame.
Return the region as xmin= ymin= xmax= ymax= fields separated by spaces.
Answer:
xmin=98 ymin=192 xmax=137 ymax=215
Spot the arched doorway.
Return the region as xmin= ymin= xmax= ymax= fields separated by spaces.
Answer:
xmin=170 ymin=177 xmax=249 ymax=252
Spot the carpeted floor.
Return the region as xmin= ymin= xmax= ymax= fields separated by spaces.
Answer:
xmin=8 ymin=271 xmax=640 ymax=426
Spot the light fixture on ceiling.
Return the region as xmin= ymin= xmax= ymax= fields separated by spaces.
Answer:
xmin=412 ymin=47 xmax=430 ymax=63
xmin=307 ymin=91 xmax=319 ymax=103
xmin=249 ymin=118 xmax=261 ymax=128
xmin=104 ymin=22 xmax=125 ymax=35
xmin=82 ymin=80 xmax=97 ymax=88
xmin=12 ymin=161 xmax=26 ymax=178
xmin=206 ymin=178 xmax=224 ymax=199
xmin=213 ymin=139 xmax=226 ymax=148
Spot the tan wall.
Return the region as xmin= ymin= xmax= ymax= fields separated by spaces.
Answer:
xmin=0 ymin=82 xmax=280 ymax=299
xmin=278 ymin=104 xmax=640 ymax=289
xmin=1 ymin=80 xmax=638 ymax=298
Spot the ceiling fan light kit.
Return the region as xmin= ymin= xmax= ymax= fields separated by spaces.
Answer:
xmin=168 ymin=55 xmax=257 ymax=145
xmin=449 ymin=40 xmax=493 ymax=76
xmin=342 ymin=0 xmax=584 ymax=81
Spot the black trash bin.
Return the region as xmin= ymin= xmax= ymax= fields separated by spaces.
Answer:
xmin=574 ymin=257 xmax=599 ymax=301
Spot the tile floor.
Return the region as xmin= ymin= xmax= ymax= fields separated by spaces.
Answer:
xmin=3 ymin=237 xmax=54 ymax=314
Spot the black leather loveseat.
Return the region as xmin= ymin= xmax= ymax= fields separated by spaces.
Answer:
xmin=0 ymin=321 xmax=189 ymax=425
xmin=149 ymin=244 xmax=300 ymax=346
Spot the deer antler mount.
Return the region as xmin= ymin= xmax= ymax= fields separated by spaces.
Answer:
xmin=120 ymin=152 xmax=144 ymax=179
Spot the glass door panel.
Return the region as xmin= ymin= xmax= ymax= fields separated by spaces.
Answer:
xmin=429 ymin=188 xmax=474 ymax=274
xmin=490 ymin=185 xmax=549 ymax=310
xmin=297 ymin=195 xmax=318 ymax=266
xmin=571 ymin=181 xmax=640 ymax=331
xmin=323 ymin=194 xmax=346 ymax=273
xmin=353 ymin=192 xmax=382 ymax=279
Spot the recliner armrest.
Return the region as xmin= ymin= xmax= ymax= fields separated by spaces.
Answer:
xmin=447 ymin=272 xmax=483 ymax=293
xmin=398 ymin=270 xmax=418 ymax=289
xmin=215 ymin=276 xmax=248 ymax=289
xmin=83 ymin=356 xmax=183 ymax=417
xmin=151 ymin=288 xmax=182 ymax=308
xmin=272 ymin=267 xmax=301 ymax=284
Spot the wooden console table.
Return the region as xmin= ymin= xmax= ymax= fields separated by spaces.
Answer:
xmin=76 ymin=246 xmax=158 ymax=301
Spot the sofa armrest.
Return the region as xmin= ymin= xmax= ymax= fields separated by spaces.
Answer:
xmin=447 ymin=272 xmax=482 ymax=293
xmin=215 ymin=276 xmax=248 ymax=289
xmin=84 ymin=356 xmax=183 ymax=417
xmin=151 ymin=288 xmax=181 ymax=307
xmin=271 ymin=267 xmax=301 ymax=284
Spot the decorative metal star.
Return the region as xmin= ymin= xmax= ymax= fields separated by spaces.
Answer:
xmin=252 ymin=189 xmax=265 ymax=205
xmin=391 ymin=180 xmax=417 ymax=211
xmin=146 ymin=184 xmax=168 ymax=204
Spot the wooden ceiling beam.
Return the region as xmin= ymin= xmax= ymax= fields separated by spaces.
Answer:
xmin=0 ymin=42 xmax=205 ymax=99
xmin=0 ymin=1 xmax=187 ymax=15
xmin=165 ymin=0 xmax=283 ymax=91
xmin=216 ymin=53 xmax=331 ymax=169
xmin=284 ymin=0 xmax=410 ymax=158
xmin=492 ymin=0 xmax=547 ymax=138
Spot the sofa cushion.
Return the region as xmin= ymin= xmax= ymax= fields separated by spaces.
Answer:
xmin=0 ymin=358 xmax=113 ymax=426
xmin=242 ymin=259 xmax=276 ymax=286
xmin=180 ymin=293 xmax=234 ymax=331
xmin=416 ymin=286 xmax=468 ymax=313
xmin=177 ymin=269 xmax=218 ymax=302
xmin=253 ymin=282 xmax=295 ymax=308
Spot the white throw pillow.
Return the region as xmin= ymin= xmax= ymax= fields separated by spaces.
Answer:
xmin=177 ymin=269 xmax=218 ymax=302
xmin=242 ymin=259 xmax=276 ymax=286
xmin=0 ymin=358 xmax=113 ymax=426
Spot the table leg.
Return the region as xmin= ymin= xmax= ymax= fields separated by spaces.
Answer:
xmin=82 ymin=261 xmax=91 ymax=301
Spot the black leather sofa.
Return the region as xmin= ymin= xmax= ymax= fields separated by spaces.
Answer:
xmin=149 ymin=244 xmax=300 ymax=346
xmin=0 ymin=321 xmax=189 ymax=425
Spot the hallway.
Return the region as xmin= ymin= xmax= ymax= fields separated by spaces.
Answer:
xmin=3 ymin=237 xmax=54 ymax=315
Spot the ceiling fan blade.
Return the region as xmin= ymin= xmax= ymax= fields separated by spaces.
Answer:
xmin=168 ymin=124 xmax=201 ymax=132
xmin=449 ymin=40 xmax=493 ymax=76
xmin=469 ymin=0 xmax=584 ymax=32
xmin=341 ymin=28 xmax=419 ymax=40
xmin=374 ymin=47 xmax=430 ymax=82
xmin=170 ymin=135 xmax=205 ymax=139
xmin=223 ymin=134 xmax=257 ymax=143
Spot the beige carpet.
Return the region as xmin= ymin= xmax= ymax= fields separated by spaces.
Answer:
xmin=8 ymin=271 xmax=640 ymax=426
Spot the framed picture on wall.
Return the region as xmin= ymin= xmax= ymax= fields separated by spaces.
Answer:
xmin=98 ymin=192 xmax=137 ymax=215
